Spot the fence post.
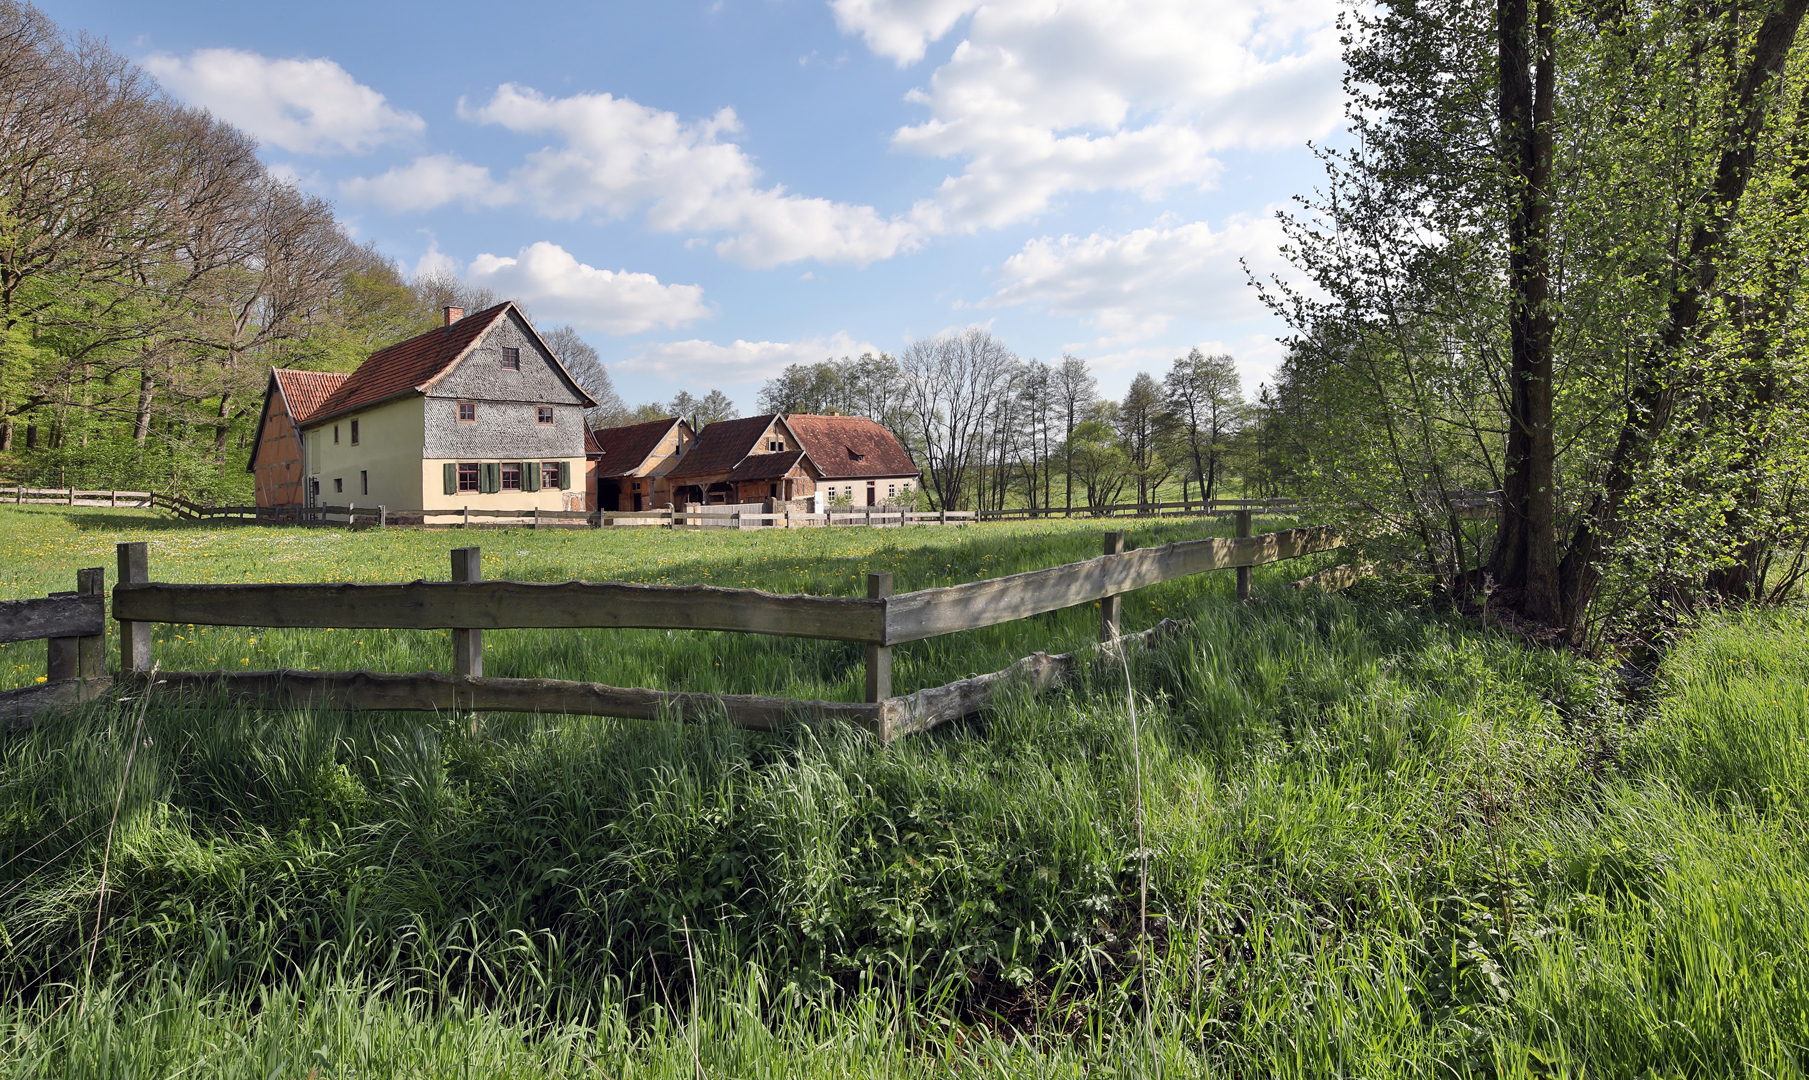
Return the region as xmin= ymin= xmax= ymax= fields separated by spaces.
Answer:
xmin=378 ymin=505 xmax=387 ymax=530
xmin=65 ymin=567 xmax=105 ymax=685
xmin=533 ymin=506 xmax=541 ymax=530
xmin=117 ymin=542 xmax=152 ymax=673
xmin=462 ymin=505 xmax=471 ymax=530
xmin=451 ymin=547 xmax=482 ymax=678
xmin=45 ymin=569 xmax=100 ymax=682
xmin=865 ymin=572 xmax=892 ymax=703
xmin=110 ymin=490 xmax=117 ymax=508
xmin=1235 ymin=509 xmax=1252 ymax=602
xmin=1100 ymin=532 xmax=1125 ymax=642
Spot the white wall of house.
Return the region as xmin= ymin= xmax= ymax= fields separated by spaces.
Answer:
xmin=820 ymin=476 xmax=917 ymax=507
xmin=303 ymin=397 xmax=426 ymax=508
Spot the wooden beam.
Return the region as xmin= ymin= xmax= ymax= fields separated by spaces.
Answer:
xmin=865 ymin=573 xmax=892 ymax=702
xmin=1100 ymin=531 xmax=1124 ymax=641
xmin=117 ymin=542 xmax=152 ymax=672
xmin=0 ymin=677 xmax=113 ymax=729
xmin=112 ymin=577 xmax=889 ymax=643
xmin=880 ymin=619 xmax=1184 ymax=741
xmin=1235 ymin=509 xmax=1252 ymax=602
xmin=0 ymin=594 xmax=103 ymax=645
xmin=451 ymin=547 xmax=482 ymax=678
xmin=883 ymin=527 xmax=1342 ymax=643
xmin=106 ymin=669 xmax=883 ymax=735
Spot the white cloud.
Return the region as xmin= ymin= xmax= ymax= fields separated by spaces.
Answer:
xmin=986 ymin=212 xmax=1291 ymax=342
xmin=347 ymin=85 xmax=926 ymax=268
xmin=829 ymin=0 xmax=979 ymax=64
xmin=839 ymin=0 xmax=1343 ymax=229
xmin=143 ymin=48 xmax=423 ymax=154
xmin=619 ymin=332 xmax=880 ymax=382
xmin=464 ymin=242 xmax=710 ymax=336
xmin=339 ymin=154 xmax=510 ymax=212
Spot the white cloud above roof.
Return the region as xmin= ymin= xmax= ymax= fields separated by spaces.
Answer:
xmin=618 ymin=332 xmax=880 ymax=383
xmin=143 ymin=48 xmax=424 ymax=154
xmin=463 ymin=242 xmax=711 ymax=336
xmin=339 ymin=154 xmax=511 ymax=212
xmin=985 ymin=212 xmax=1291 ymax=342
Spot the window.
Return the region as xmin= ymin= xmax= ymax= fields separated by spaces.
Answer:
xmin=350 ymin=419 xmax=359 ymax=445
xmin=361 ymin=470 xmax=369 ymax=496
xmin=457 ymin=402 xmax=476 ymax=422
xmin=537 ymin=406 xmax=554 ymax=425
xmin=501 ymin=347 xmax=520 ymax=370
xmin=501 ymin=463 xmax=523 ymax=490
xmin=544 ymin=462 xmax=564 ymax=490
xmin=333 ymin=425 xmax=340 ymax=444
xmin=768 ymin=439 xmax=785 ymax=451
xmin=458 ymin=463 xmax=480 ymax=492
xmin=887 ymin=484 xmax=896 ymax=498
xmin=334 ymin=477 xmax=343 ymax=493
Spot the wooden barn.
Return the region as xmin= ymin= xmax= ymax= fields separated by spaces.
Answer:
xmin=585 ymin=415 xmax=695 ymax=511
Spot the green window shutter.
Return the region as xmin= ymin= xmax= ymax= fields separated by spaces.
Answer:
xmin=524 ymin=462 xmax=541 ymax=492
xmin=557 ymin=461 xmax=571 ymax=490
xmin=482 ymin=462 xmax=500 ymax=493
xmin=443 ymin=463 xmax=457 ymax=495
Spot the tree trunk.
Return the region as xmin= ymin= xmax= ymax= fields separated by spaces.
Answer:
xmin=133 ymin=367 xmax=155 ymax=444
xmin=212 ymin=391 xmax=232 ymax=454
xmin=1488 ymin=0 xmax=1562 ymax=624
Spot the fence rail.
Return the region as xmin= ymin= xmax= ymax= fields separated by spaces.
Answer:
xmin=0 ymin=568 xmax=107 ymax=722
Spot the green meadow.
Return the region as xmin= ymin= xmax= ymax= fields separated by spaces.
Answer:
xmin=1 ymin=505 xmax=1805 ymax=1078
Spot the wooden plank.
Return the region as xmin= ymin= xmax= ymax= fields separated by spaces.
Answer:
xmin=881 ymin=619 xmax=1183 ymax=741
xmin=0 ymin=595 xmax=103 ymax=644
xmin=884 ymin=526 xmax=1342 ymax=644
xmin=112 ymin=669 xmax=882 ymax=734
xmin=0 ymin=676 xmax=114 ymax=729
xmin=112 ymin=578 xmax=888 ymax=643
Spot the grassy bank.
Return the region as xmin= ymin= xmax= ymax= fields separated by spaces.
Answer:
xmin=0 ymin=507 xmax=1805 ymax=1076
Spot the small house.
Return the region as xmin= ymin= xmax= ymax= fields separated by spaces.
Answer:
xmin=782 ymin=414 xmax=922 ymax=507
xmin=586 ymin=415 xmax=696 ymax=511
xmin=248 ymin=302 xmax=597 ymax=513
xmin=664 ymin=414 xmax=823 ymax=506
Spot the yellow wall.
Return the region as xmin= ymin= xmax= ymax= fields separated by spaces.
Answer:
xmin=304 ymin=397 xmax=426 ymax=509
xmin=420 ymin=458 xmax=587 ymax=512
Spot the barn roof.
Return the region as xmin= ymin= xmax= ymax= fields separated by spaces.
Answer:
xmin=666 ymin=414 xmax=781 ymax=479
xmin=784 ymin=414 xmax=919 ymax=479
xmin=302 ymin=301 xmax=597 ymax=427
xmin=273 ymin=369 xmax=350 ymax=424
xmin=588 ymin=416 xmax=685 ymax=477
xmin=727 ymin=449 xmax=815 ymax=481
xmin=247 ymin=368 xmax=352 ymax=473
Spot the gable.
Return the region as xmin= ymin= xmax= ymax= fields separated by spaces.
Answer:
xmin=429 ymin=308 xmax=591 ymax=407
xmin=668 ymin=414 xmax=783 ymax=479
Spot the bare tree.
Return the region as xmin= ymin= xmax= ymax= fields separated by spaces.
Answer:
xmin=1162 ymin=349 xmax=1243 ymax=504
xmin=1052 ymin=354 xmax=1097 ymax=514
xmin=900 ymin=328 xmax=1016 ymax=511
xmin=542 ymin=325 xmax=626 ymax=426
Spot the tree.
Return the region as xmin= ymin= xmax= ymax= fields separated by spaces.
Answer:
xmin=542 ymin=325 xmax=626 ymax=426
xmin=1117 ymin=372 xmax=1166 ymax=508
xmin=899 ymin=328 xmax=1015 ymax=511
xmin=1066 ymin=413 xmax=1129 ymax=512
xmin=1052 ymin=354 xmax=1097 ymax=514
xmin=1161 ymin=349 xmax=1243 ymax=504
xmin=694 ymin=389 xmax=737 ymax=426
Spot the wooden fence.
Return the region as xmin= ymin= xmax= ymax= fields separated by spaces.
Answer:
xmin=0 ymin=510 xmax=1343 ymax=739
xmin=0 ymin=567 xmax=108 ymax=721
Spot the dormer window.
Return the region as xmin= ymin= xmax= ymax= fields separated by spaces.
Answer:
xmin=501 ymin=347 xmax=521 ymax=370
xmin=847 ymin=448 xmax=865 ymax=462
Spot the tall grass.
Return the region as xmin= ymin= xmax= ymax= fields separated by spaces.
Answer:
xmin=0 ymin=507 xmax=1806 ymax=1076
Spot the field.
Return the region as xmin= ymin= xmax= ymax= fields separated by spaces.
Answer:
xmin=1 ymin=506 xmax=1806 ymax=1077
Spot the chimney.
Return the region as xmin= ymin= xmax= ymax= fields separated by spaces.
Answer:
xmin=443 ymin=306 xmax=464 ymax=326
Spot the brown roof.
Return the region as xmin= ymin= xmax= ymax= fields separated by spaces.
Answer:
xmin=784 ymin=414 xmax=919 ymax=479
xmin=589 ymin=416 xmax=682 ymax=477
xmin=273 ymin=369 xmax=350 ymax=424
xmin=727 ymin=449 xmax=815 ymax=481
xmin=667 ymin=414 xmax=780 ymax=479
xmin=302 ymin=301 xmax=596 ymax=427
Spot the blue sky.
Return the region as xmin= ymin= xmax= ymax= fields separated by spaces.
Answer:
xmin=41 ymin=0 xmax=1345 ymax=412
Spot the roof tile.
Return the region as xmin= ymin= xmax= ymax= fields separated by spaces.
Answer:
xmin=784 ymin=414 xmax=919 ymax=479
xmin=667 ymin=414 xmax=780 ymax=479
xmin=588 ymin=416 xmax=683 ymax=476
xmin=306 ymin=303 xmax=511 ymax=425
xmin=272 ymin=369 xmax=350 ymax=425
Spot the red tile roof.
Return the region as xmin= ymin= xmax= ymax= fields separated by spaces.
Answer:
xmin=784 ymin=414 xmax=919 ymax=479
xmin=727 ymin=449 xmax=814 ymax=481
xmin=667 ymin=414 xmax=780 ymax=479
xmin=272 ymin=369 xmax=350 ymax=425
xmin=588 ymin=416 xmax=683 ymax=477
xmin=306 ymin=303 xmax=510 ymax=425
xmin=300 ymin=301 xmax=597 ymax=427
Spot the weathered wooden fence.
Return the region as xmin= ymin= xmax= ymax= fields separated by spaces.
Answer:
xmin=0 ymin=513 xmax=1341 ymax=739
xmin=0 ymin=567 xmax=109 ymax=722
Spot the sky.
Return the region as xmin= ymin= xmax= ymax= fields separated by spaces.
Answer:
xmin=40 ymin=0 xmax=1346 ymax=413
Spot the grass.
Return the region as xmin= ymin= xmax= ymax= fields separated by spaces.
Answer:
xmin=0 ymin=505 xmax=1806 ymax=1076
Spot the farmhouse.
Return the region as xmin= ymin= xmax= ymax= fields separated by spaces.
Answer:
xmin=784 ymin=413 xmax=922 ymax=507
xmin=611 ymin=411 xmax=918 ymax=507
xmin=586 ymin=415 xmax=696 ymax=511
xmin=248 ymin=303 xmax=597 ymax=513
